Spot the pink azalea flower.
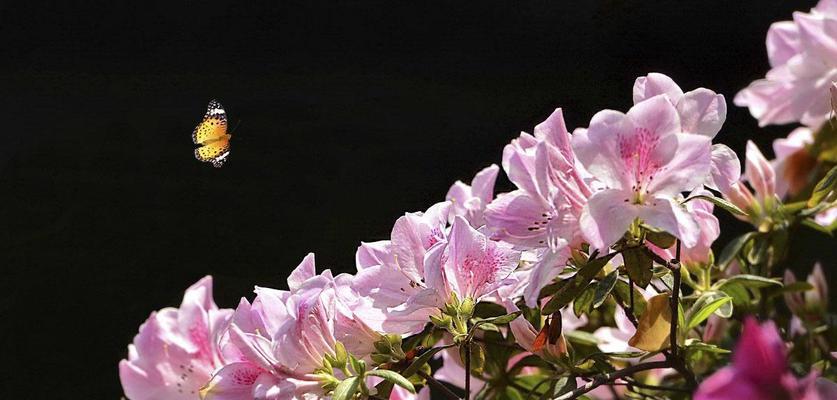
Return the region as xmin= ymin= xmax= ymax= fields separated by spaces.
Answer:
xmin=202 ymin=254 xmax=380 ymax=400
xmin=735 ymin=0 xmax=837 ymax=128
xmin=425 ymin=216 xmax=521 ymax=303
xmin=351 ymin=203 xmax=452 ymax=335
xmin=446 ymin=164 xmax=500 ymax=227
xmin=119 ymin=276 xmax=233 ymax=400
xmin=647 ymin=188 xmax=720 ymax=266
xmin=573 ymin=94 xmax=713 ymax=250
xmin=484 ymin=108 xmax=593 ymax=249
xmin=633 ymin=73 xmax=727 ymax=138
xmin=694 ymin=317 xmax=822 ymax=400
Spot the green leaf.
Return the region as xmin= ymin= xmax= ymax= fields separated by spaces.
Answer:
xmin=479 ymin=311 xmax=521 ymax=325
xmin=721 ymin=274 xmax=783 ymax=289
xmin=716 ymin=232 xmax=756 ymax=270
xmin=552 ymin=376 xmax=577 ymax=397
xmin=542 ymin=252 xmax=617 ymax=314
xmin=644 ymin=227 xmax=676 ymax=249
xmin=687 ymin=296 xmax=732 ymax=330
xmin=684 ymin=339 xmax=730 ymax=354
xmin=808 ymin=165 xmax=837 ymax=207
xmin=770 ymin=281 xmax=814 ymax=299
xmin=459 ymin=341 xmax=486 ymax=375
xmin=331 ymin=376 xmax=360 ymax=400
xmin=573 ymin=284 xmax=596 ymax=317
xmin=801 ymin=217 xmax=835 ymax=236
xmin=613 ymin=280 xmax=647 ymax=316
xmin=623 ymin=246 xmax=654 ymax=288
xmin=684 ymin=194 xmax=747 ymax=216
xmin=401 ymin=344 xmax=454 ymax=378
xmin=593 ymin=270 xmax=619 ymax=309
xmin=366 ymin=370 xmax=415 ymax=394
xmin=564 ymin=330 xmax=599 ymax=346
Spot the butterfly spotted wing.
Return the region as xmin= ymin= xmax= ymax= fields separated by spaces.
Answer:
xmin=193 ymin=100 xmax=231 ymax=167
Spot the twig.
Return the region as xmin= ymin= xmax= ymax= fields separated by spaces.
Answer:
xmin=553 ymin=361 xmax=671 ymax=400
xmin=417 ymin=370 xmax=461 ymax=400
xmin=664 ymin=239 xmax=698 ymax=388
xmin=464 ymin=341 xmax=471 ymax=400
xmin=620 ymin=378 xmax=692 ymax=393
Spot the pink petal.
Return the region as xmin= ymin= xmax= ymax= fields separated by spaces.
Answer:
xmin=745 ymin=141 xmax=777 ymax=199
xmin=645 ymin=132 xmax=712 ymax=197
xmin=200 ymin=362 xmax=269 ymax=400
xmin=632 ymin=73 xmax=684 ymax=104
xmin=637 ymin=194 xmax=701 ymax=248
xmin=579 ymin=189 xmax=639 ymax=251
xmin=766 ymin=21 xmax=802 ymax=67
xmin=287 ymin=253 xmax=316 ymax=292
xmin=706 ymin=144 xmax=742 ymax=194
xmin=677 ymin=88 xmax=727 ymax=138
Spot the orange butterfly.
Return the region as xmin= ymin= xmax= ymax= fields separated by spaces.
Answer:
xmin=192 ymin=100 xmax=231 ymax=167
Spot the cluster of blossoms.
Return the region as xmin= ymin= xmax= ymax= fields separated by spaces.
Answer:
xmin=121 ymin=2 xmax=837 ymax=399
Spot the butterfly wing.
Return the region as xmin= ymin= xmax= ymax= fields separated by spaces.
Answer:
xmin=192 ymin=100 xmax=228 ymax=145
xmin=194 ymin=134 xmax=231 ymax=168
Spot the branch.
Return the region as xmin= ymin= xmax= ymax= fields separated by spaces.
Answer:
xmin=417 ymin=370 xmax=460 ymax=400
xmin=554 ymin=361 xmax=671 ymax=400
xmin=464 ymin=341 xmax=471 ymax=400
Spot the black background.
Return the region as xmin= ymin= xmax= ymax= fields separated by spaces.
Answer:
xmin=1 ymin=1 xmax=832 ymax=398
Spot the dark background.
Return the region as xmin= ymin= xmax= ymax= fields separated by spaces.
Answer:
xmin=1 ymin=0 xmax=832 ymax=398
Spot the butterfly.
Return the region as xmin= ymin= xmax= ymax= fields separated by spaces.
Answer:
xmin=192 ymin=100 xmax=231 ymax=168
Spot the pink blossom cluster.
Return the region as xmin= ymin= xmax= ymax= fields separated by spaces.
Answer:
xmin=119 ymin=2 xmax=837 ymax=396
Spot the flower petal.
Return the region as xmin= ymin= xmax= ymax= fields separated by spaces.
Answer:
xmin=579 ymin=189 xmax=639 ymax=251
xmin=633 ymin=73 xmax=684 ymax=104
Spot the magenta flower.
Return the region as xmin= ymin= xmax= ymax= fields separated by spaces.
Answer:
xmin=119 ymin=276 xmax=233 ymax=400
xmin=694 ymin=317 xmax=821 ymax=400
xmin=484 ymin=108 xmax=593 ymax=249
xmin=573 ymin=94 xmax=713 ymax=250
xmin=446 ymin=164 xmax=500 ymax=227
xmin=202 ymin=254 xmax=380 ymax=400
xmin=735 ymin=0 xmax=837 ymax=128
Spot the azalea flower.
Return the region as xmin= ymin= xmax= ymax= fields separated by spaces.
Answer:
xmin=484 ymin=108 xmax=593 ymax=249
xmin=694 ymin=317 xmax=821 ymax=400
xmin=446 ymin=164 xmax=500 ymax=227
xmin=735 ymin=0 xmax=837 ymax=128
xmin=573 ymin=94 xmax=713 ymax=250
xmin=647 ymin=188 xmax=720 ymax=266
xmin=119 ymin=276 xmax=232 ymax=400
xmin=202 ymin=254 xmax=380 ymax=400
xmin=633 ymin=73 xmax=726 ymax=138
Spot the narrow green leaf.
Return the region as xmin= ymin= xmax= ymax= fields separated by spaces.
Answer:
xmin=644 ymin=227 xmax=676 ymax=249
xmin=400 ymin=344 xmax=454 ymax=378
xmin=687 ymin=296 xmax=732 ymax=330
xmin=480 ymin=311 xmax=521 ymax=325
xmin=684 ymin=194 xmax=747 ymax=216
xmin=573 ymin=284 xmax=596 ymax=317
xmin=613 ymin=280 xmax=647 ymax=316
xmin=331 ymin=376 xmax=360 ymax=400
xmin=623 ymin=246 xmax=653 ymax=288
xmin=722 ymin=274 xmax=783 ymax=289
xmin=542 ymin=253 xmax=616 ymax=314
xmin=802 ymin=218 xmax=835 ymax=236
xmin=808 ymin=165 xmax=837 ymax=207
xmin=366 ymin=370 xmax=416 ymax=393
xmin=716 ymin=232 xmax=756 ymax=270
xmin=564 ymin=330 xmax=599 ymax=346
xmin=592 ymin=270 xmax=619 ymax=309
